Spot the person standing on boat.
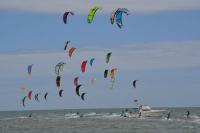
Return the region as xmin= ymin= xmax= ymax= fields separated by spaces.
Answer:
xmin=167 ymin=112 xmax=170 ymax=120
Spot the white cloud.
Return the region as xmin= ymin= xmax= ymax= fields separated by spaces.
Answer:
xmin=0 ymin=0 xmax=200 ymax=14
xmin=0 ymin=40 xmax=200 ymax=78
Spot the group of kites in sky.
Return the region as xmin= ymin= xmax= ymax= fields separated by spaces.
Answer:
xmin=63 ymin=7 xmax=130 ymax=28
xmin=20 ymin=6 xmax=139 ymax=108
xmin=21 ymin=42 xmax=116 ymax=107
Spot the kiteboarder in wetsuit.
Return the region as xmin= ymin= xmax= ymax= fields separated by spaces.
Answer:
xmin=186 ymin=110 xmax=190 ymax=118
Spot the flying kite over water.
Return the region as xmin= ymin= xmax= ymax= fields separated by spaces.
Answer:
xmin=59 ymin=89 xmax=63 ymax=97
xmin=22 ymin=96 xmax=27 ymax=107
xmin=105 ymin=52 xmax=112 ymax=64
xmin=133 ymin=80 xmax=138 ymax=88
xmin=44 ymin=92 xmax=48 ymax=101
xmin=110 ymin=68 xmax=117 ymax=79
xmin=89 ymin=58 xmax=95 ymax=66
xmin=109 ymin=68 xmax=117 ymax=89
xmin=64 ymin=41 xmax=70 ymax=51
xmin=27 ymin=64 xmax=34 ymax=76
xmin=56 ymin=76 xmax=61 ymax=88
xmin=111 ymin=8 xmax=129 ymax=29
xmin=104 ymin=69 xmax=109 ymax=78
xmin=69 ymin=47 xmax=76 ymax=58
xmin=63 ymin=11 xmax=74 ymax=24
xmin=28 ymin=90 xmax=33 ymax=100
xmin=74 ymin=77 xmax=79 ymax=87
xmin=81 ymin=60 xmax=88 ymax=73
xmin=34 ymin=93 xmax=39 ymax=102
xmin=87 ymin=6 xmax=101 ymax=23
xmin=55 ymin=62 xmax=66 ymax=76
xmin=76 ymin=84 xmax=82 ymax=96
xmin=81 ymin=93 xmax=86 ymax=101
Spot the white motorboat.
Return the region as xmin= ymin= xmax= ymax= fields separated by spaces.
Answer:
xmin=139 ymin=105 xmax=167 ymax=117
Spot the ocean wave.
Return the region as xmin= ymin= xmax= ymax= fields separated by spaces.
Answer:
xmin=64 ymin=113 xmax=80 ymax=119
xmin=0 ymin=116 xmax=28 ymax=121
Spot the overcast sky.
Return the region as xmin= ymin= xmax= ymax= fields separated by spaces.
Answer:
xmin=0 ymin=0 xmax=200 ymax=111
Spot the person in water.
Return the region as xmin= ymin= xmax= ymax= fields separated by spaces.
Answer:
xmin=28 ymin=113 xmax=32 ymax=118
xmin=186 ymin=110 xmax=190 ymax=118
xmin=138 ymin=111 xmax=142 ymax=118
xmin=167 ymin=112 xmax=170 ymax=120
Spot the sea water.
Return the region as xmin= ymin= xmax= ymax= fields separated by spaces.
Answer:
xmin=0 ymin=107 xmax=200 ymax=133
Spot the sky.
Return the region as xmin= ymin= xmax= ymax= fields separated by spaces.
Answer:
xmin=0 ymin=0 xmax=200 ymax=111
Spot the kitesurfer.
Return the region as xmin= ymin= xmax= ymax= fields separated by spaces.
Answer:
xmin=28 ymin=113 xmax=32 ymax=118
xmin=186 ymin=110 xmax=190 ymax=118
xmin=167 ymin=112 xmax=170 ymax=120
xmin=138 ymin=111 xmax=142 ymax=118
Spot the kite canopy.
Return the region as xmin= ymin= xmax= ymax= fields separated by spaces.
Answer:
xmin=69 ymin=47 xmax=76 ymax=58
xmin=64 ymin=41 xmax=70 ymax=51
xmin=55 ymin=62 xmax=66 ymax=76
xmin=22 ymin=96 xmax=27 ymax=107
xmin=76 ymin=84 xmax=82 ymax=96
xmin=133 ymin=80 xmax=138 ymax=88
xmin=59 ymin=89 xmax=63 ymax=97
xmin=74 ymin=77 xmax=79 ymax=87
xmin=81 ymin=93 xmax=86 ymax=101
xmin=89 ymin=58 xmax=95 ymax=66
xmin=105 ymin=52 xmax=112 ymax=64
xmin=56 ymin=76 xmax=61 ymax=88
xmin=110 ymin=68 xmax=117 ymax=79
xmin=111 ymin=8 xmax=129 ymax=29
xmin=34 ymin=93 xmax=39 ymax=102
xmin=44 ymin=92 xmax=48 ymax=101
xmin=28 ymin=64 xmax=33 ymax=76
xmin=28 ymin=90 xmax=33 ymax=100
xmin=81 ymin=60 xmax=88 ymax=73
xmin=87 ymin=6 xmax=101 ymax=23
xmin=104 ymin=69 xmax=109 ymax=78
xmin=63 ymin=11 xmax=74 ymax=24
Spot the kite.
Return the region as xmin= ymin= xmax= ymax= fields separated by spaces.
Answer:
xmin=105 ymin=52 xmax=112 ymax=64
xmin=56 ymin=76 xmax=61 ymax=88
xmin=34 ymin=93 xmax=39 ymax=102
xmin=74 ymin=77 xmax=79 ymax=87
xmin=55 ymin=62 xmax=66 ymax=76
xmin=81 ymin=93 xmax=86 ymax=101
xmin=89 ymin=58 xmax=95 ymax=66
xmin=104 ymin=69 xmax=109 ymax=78
xmin=28 ymin=90 xmax=32 ymax=100
xmin=63 ymin=11 xmax=74 ymax=24
xmin=110 ymin=68 xmax=117 ymax=79
xmin=112 ymin=8 xmax=129 ymax=29
xmin=64 ymin=41 xmax=70 ymax=51
xmin=69 ymin=47 xmax=76 ymax=58
xmin=76 ymin=84 xmax=82 ymax=96
xmin=22 ymin=96 xmax=27 ymax=107
xmin=81 ymin=60 xmax=88 ymax=73
xmin=87 ymin=6 xmax=101 ymax=23
xmin=59 ymin=89 xmax=63 ymax=97
xmin=133 ymin=80 xmax=138 ymax=88
xmin=28 ymin=64 xmax=34 ymax=76
xmin=44 ymin=92 xmax=48 ymax=101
